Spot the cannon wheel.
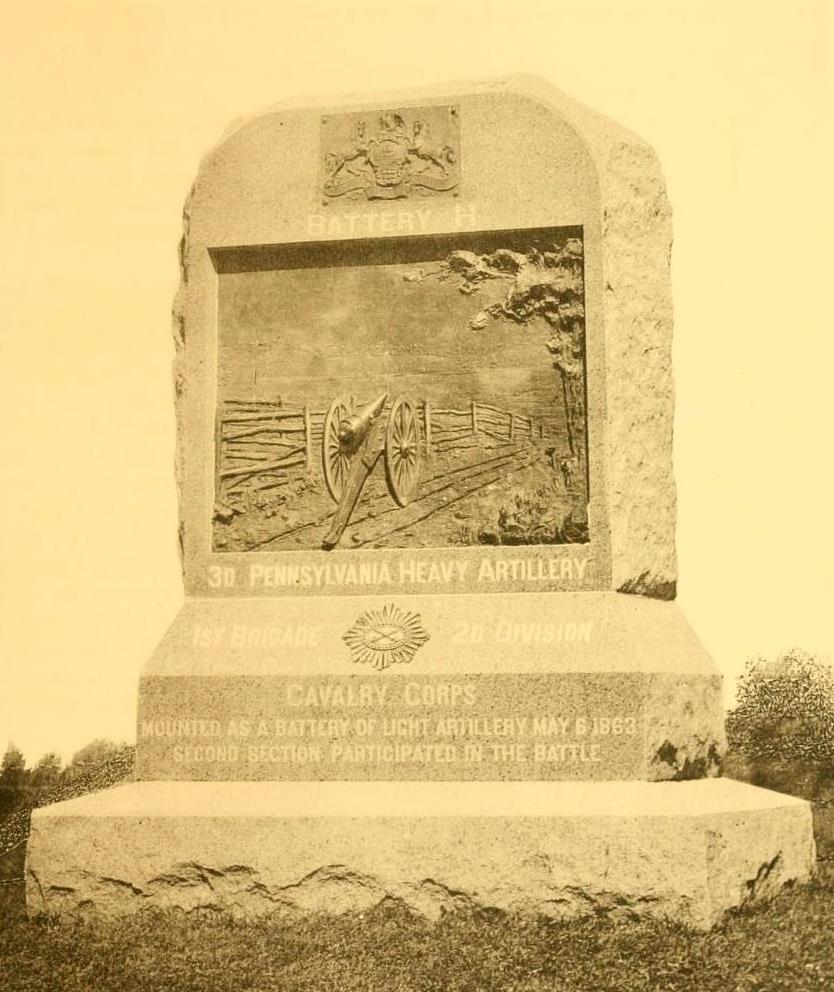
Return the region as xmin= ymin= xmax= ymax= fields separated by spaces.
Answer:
xmin=322 ymin=395 xmax=353 ymax=502
xmin=385 ymin=396 xmax=421 ymax=506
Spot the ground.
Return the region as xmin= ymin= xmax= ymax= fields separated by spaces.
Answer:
xmin=1 ymin=870 xmax=833 ymax=991
xmin=214 ymin=439 xmax=586 ymax=553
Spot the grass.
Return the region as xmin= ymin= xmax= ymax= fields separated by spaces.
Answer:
xmin=1 ymin=862 xmax=833 ymax=992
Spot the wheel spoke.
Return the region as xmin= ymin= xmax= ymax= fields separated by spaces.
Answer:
xmin=385 ymin=398 xmax=421 ymax=505
xmin=323 ymin=396 xmax=354 ymax=501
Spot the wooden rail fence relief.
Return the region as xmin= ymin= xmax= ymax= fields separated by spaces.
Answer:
xmin=215 ymin=399 xmax=547 ymax=500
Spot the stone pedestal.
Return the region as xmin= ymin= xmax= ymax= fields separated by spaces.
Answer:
xmin=133 ymin=593 xmax=724 ymax=783
xmin=27 ymin=779 xmax=814 ymax=930
xmin=27 ymin=589 xmax=816 ymax=929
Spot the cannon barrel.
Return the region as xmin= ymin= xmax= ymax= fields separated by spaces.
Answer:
xmin=321 ymin=392 xmax=388 ymax=550
xmin=337 ymin=392 xmax=388 ymax=451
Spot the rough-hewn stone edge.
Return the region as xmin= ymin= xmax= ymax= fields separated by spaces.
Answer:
xmin=24 ymin=858 xmax=689 ymax=926
xmin=705 ymin=804 xmax=817 ymax=919
xmin=171 ymin=185 xmax=193 ymax=580
xmin=602 ymin=140 xmax=676 ymax=598
xmin=643 ymin=674 xmax=726 ymax=781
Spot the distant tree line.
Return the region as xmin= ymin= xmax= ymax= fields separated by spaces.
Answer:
xmin=0 ymin=739 xmax=133 ymax=818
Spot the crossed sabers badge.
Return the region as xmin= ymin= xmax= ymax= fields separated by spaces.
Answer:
xmin=342 ymin=604 xmax=430 ymax=671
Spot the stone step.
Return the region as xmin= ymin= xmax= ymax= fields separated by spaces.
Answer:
xmin=27 ymin=778 xmax=815 ymax=930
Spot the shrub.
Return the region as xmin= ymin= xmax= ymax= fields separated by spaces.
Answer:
xmin=726 ymin=649 xmax=834 ymax=763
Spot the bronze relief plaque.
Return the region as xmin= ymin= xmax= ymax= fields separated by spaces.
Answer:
xmin=211 ymin=226 xmax=589 ymax=558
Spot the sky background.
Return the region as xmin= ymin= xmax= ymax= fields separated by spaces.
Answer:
xmin=218 ymin=259 xmax=563 ymax=415
xmin=0 ymin=0 xmax=832 ymax=762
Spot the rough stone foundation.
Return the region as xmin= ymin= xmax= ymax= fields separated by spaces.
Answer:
xmin=27 ymin=779 xmax=814 ymax=930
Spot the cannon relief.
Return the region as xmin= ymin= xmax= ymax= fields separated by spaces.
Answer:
xmin=321 ymin=393 xmax=422 ymax=550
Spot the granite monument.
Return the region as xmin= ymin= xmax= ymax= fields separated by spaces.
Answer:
xmin=26 ymin=77 xmax=815 ymax=929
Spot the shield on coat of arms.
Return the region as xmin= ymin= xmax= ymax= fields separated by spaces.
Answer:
xmin=367 ymin=135 xmax=411 ymax=189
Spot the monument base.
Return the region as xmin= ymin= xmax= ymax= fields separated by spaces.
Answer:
xmin=27 ymin=778 xmax=814 ymax=930
xmin=136 ymin=593 xmax=727 ymax=783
